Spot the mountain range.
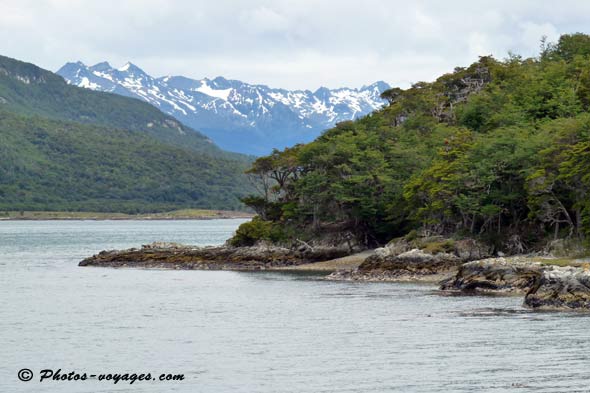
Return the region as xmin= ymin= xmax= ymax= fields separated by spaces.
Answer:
xmin=0 ymin=54 xmax=251 ymax=212
xmin=57 ymin=61 xmax=390 ymax=154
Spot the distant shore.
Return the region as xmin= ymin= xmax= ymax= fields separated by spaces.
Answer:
xmin=0 ymin=209 xmax=254 ymax=221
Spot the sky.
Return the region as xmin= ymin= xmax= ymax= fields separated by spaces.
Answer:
xmin=1 ymin=0 xmax=589 ymax=90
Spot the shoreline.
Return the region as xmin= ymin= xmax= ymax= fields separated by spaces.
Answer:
xmin=275 ymin=250 xmax=375 ymax=272
xmin=77 ymin=242 xmax=588 ymax=274
xmin=77 ymin=239 xmax=590 ymax=310
xmin=78 ymin=242 xmax=355 ymax=271
xmin=0 ymin=209 xmax=254 ymax=221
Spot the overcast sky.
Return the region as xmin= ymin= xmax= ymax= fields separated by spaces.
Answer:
xmin=1 ymin=0 xmax=589 ymax=90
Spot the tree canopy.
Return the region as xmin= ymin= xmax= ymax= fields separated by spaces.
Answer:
xmin=235 ymin=33 xmax=590 ymax=251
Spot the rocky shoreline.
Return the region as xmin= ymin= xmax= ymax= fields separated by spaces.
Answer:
xmin=79 ymin=241 xmax=351 ymax=270
xmin=326 ymin=249 xmax=462 ymax=282
xmin=439 ymin=258 xmax=590 ymax=310
xmin=326 ymin=236 xmax=490 ymax=282
xmin=439 ymin=258 xmax=544 ymax=294
xmin=80 ymin=238 xmax=590 ymax=311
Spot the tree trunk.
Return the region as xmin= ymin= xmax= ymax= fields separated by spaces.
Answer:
xmin=576 ymin=207 xmax=582 ymax=238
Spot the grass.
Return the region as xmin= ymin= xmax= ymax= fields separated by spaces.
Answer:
xmin=0 ymin=209 xmax=253 ymax=220
xmin=539 ymin=258 xmax=578 ymax=267
xmin=421 ymin=240 xmax=456 ymax=254
xmin=537 ymin=257 xmax=590 ymax=267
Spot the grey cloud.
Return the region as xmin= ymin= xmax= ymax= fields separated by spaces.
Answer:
xmin=0 ymin=0 xmax=588 ymax=89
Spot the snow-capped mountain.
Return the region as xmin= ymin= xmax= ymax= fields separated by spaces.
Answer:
xmin=57 ymin=61 xmax=390 ymax=155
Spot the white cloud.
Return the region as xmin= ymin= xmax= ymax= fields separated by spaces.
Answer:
xmin=0 ymin=0 xmax=588 ymax=89
xmin=240 ymin=6 xmax=289 ymax=34
xmin=519 ymin=21 xmax=560 ymax=57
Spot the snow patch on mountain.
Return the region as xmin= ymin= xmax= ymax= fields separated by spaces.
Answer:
xmin=57 ymin=61 xmax=391 ymax=155
xmin=195 ymin=80 xmax=232 ymax=100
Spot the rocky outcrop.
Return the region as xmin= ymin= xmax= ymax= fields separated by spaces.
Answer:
xmin=453 ymin=238 xmax=492 ymax=261
xmin=525 ymin=267 xmax=590 ymax=310
xmin=439 ymin=258 xmax=543 ymax=294
xmin=326 ymin=236 xmax=490 ymax=282
xmin=440 ymin=257 xmax=590 ymax=310
xmin=79 ymin=242 xmax=350 ymax=270
xmin=373 ymin=236 xmax=491 ymax=262
xmin=326 ymin=249 xmax=461 ymax=282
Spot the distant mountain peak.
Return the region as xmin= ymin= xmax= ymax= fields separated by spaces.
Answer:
xmin=361 ymin=80 xmax=389 ymax=91
xmin=57 ymin=60 xmax=391 ymax=155
xmin=117 ymin=61 xmax=146 ymax=75
xmin=90 ymin=61 xmax=112 ymax=72
xmin=118 ymin=62 xmax=132 ymax=71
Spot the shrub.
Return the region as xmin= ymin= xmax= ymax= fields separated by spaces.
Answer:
xmin=404 ymin=230 xmax=418 ymax=241
xmin=423 ymin=239 xmax=455 ymax=254
xmin=229 ymin=217 xmax=273 ymax=246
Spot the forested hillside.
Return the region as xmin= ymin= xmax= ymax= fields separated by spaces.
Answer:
xmin=0 ymin=55 xmax=247 ymax=158
xmin=0 ymin=55 xmax=252 ymax=212
xmin=235 ymin=34 xmax=590 ymax=252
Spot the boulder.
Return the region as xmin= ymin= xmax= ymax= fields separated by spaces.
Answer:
xmin=141 ymin=241 xmax=187 ymax=250
xmin=374 ymin=247 xmax=391 ymax=258
xmin=525 ymin=267 xmax=590 ymax=310
xmin=382 ymin=236 xmax=491 ymax=262
xmin=453 ymin=238 xmax=492 ymax=261
xmin=326 ymin=249 xmax=461 ymax=282
xmin=439 ymin=258 xmax=543 ymax=294
xmin=382 ymin=237 xmax=412 ymax=256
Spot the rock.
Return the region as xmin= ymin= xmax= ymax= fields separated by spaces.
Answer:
xmin=525 ymin=267 xmax=590 ymax=310
xmin=328 ymin=236 xmax=493 ymax=282
xmin=79 ymin=242 xmax=351 ymax=270
xmin=374 ymin=247 xmax=390 ymax=258
xmin=383 ymin=236 xmax=490 ymax=262
xmin=453 ymin=238 xmax=492 ymax=261
xmin=383 ymin=237 xmax=412 ymax=256
xmin=326 ymin=249 xmax=461 ymax=282
xmin=439 ymin=257 xmax=543 ymax=294
xmin=141 ymin=241 xmax=188 ymax=250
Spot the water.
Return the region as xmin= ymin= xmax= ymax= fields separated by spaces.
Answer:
xmin=2 ymin=220 xmax=590 ymax=392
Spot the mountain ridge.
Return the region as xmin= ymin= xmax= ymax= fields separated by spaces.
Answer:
xmin=57 ymin=61 xmax=390 ymax=154
xmin=0 ymin=54 xmax=252 ymax=212
xmin=0 ymin=55 xmax=238 ymax=157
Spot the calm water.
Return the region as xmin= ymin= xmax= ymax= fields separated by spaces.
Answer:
xmin=1 ymin=220 xmax=590 ymax=393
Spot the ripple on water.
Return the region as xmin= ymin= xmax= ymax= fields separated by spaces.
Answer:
xmin=2 ymin=220 xmax=590 ymax=392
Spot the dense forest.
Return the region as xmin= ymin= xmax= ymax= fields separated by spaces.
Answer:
xmin=0 ymin=55 xmax=252 ymax=212
xmin=0 ymin=110 xmax=253 ymax=212
xmin=234 ymin=34 xmax=590 ymax=252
